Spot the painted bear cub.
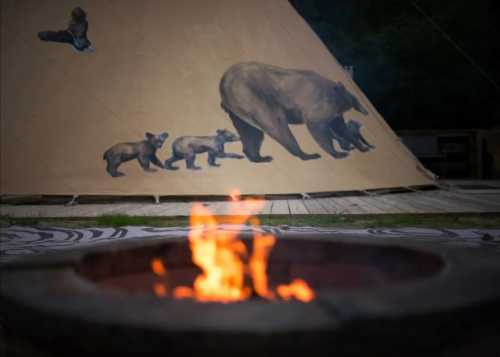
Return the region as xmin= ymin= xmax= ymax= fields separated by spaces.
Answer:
xmin=164 ymin=129 xmax=244 ymax=170
xmin=103 ymin=132 xmax=168 ymax=177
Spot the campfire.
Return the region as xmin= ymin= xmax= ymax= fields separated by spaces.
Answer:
xmin=4 ymin=209 xmax=500 ymax=357
xmin=150 ymin=191 xmax=314 ymax=303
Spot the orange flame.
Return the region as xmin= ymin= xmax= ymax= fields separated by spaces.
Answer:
xmin=151 ymin=259 xmax=168 ymax=297
xmin=229 ymin=189 xmax=241 ymax=201
xmin=249 ymin=233 xmax=276 ymax=299
xmin=153 ymin=283 xmax=168 ymax=297
xmin=151 ymin=258 xmax=167 ymax=277
xmin=153 ymin=192 xmax=314 ymax=303
xmin=277 ymin=279 xmax=315 ymax=302
xmin=173 ymin=286 xmax=195 ymax=299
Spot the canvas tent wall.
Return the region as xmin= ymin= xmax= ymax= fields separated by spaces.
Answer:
xmin=0 ymin=0 xmax=435 ymax=196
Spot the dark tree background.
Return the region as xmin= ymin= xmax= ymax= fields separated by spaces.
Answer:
xmin=290 ymin=0 xmax=500 ymax=130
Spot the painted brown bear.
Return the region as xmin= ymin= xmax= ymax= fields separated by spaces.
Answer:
xmin=219 ymin=62 xmax=369 ymax=162
xmin=164 ymin=129 xmax=244 ymax=170
xmin=103 ymin=132 xmax=168 ymax=177
xmin=331 ymin=119 xmax=376 ymax=152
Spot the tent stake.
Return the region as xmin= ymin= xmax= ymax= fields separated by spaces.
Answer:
xmin=66 ymin=195 xmax=79 ymax=206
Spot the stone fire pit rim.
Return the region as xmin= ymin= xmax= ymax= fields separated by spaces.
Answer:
xmin=1 ymin=233 xmax=500 ymax=334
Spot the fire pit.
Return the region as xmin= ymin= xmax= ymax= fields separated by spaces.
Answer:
xmin=81 ymin=236 xmax=442 ymax=298
xmin=2 ymin=232 xmax=500 ymax=356
xmin=2 ymin=195 xmax=500 ymax=356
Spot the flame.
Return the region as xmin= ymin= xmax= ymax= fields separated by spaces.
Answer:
xmin=173 ymin=286 xmax=195 ymax=299
xmin=153 ymin=283 xmax=168 ymax=297
xmin=277 ymin=279 xmax=315 ymax=302
xmin=229 ymin=189 xmax=241 ymax=201
xmin=151 ymin=258 xmax=167 ymax=276
xmin=152 ymin=191 xmax=314 ymax=303
xmin=151 ymin=259 xmax=168 ymax=297
xmin=249 ymin=233 xmax=276 ymax=299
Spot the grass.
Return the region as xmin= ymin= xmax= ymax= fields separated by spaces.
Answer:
xmin=1 ymin=213 xmax=500 ymax=229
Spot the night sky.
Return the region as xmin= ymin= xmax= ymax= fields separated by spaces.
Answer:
xmin=290 ymin=0 xmax=500 ymax=130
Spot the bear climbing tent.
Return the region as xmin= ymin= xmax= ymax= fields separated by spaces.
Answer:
xmin=0 ymin=0 xmax=435 ymax=197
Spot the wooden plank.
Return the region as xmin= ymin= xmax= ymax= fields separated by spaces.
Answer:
xmin=317 ymin=198 xmax=344 ymax=214
xmin=287 ymin=199 xmax=309 ymax=215
xmin=201 ymin=201 xmax=231 ymax=215
xmin=363 ymin=195 xmax=409 ymax=214
xmin=413 ymin=192 xmax=481 ymax=213
xmin=368 ymin=196 xmax=406 ymax=213
xmin=458 ymin=193 xmax=500 ymax=207
xmin=130 ymin=202 xmax=196 ymax=216
xmin=270 ymin=200 xmax=290 ymax=215
xmin=332 ymin=197 xmax=367 ymax=214
xmin=0 ymin=205 xmax=41 ymax=218
xmin=302 ymin=199 xmax=329 ymax=214
xmin=465 ymin=194 xmax=500 ymax=208
xmin=107 ymin=203 xmax=149 ymax=216
xmin=395 ymin=193 xmax=446 ymax=213
xmin=125 ymin=204 xmax=156 ymax=216
xmin=337 ymin=197 xmax=370 ymax=214
xmin=345 ymin=196 xmax=387 ymax=214
xmin=378 ymin=194 xmax=426 ymax=213
xmin=156 ymin=202 xmax=191 ymax=216
xmin=384 ymin=195 xmax=420 ymax=213
xmin=78 ymin=203 xmax=148 ymax=217
xmin=314 ymin=198 xmax=337 ymax=214
xmin=435 ymin=191 xmax=500 ymax=212
xmin=11 ymin=189 xmax=499 ymax=218
xmin=36 ymin=205 xmax=74 ymax=217
xmin=258 ymin=200 xmax=273 ymax=215
xmin=324 ymin=197 xmax=352 ymax=213
xmin=54 ymin=205 xmax=110 ymax=217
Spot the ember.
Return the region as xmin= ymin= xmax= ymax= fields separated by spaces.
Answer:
xmin=151 ymin=191 xmax=314 ymax=303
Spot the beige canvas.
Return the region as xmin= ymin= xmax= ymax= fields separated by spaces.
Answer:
xmin=0 ymin=0 xmax=435 ymax=196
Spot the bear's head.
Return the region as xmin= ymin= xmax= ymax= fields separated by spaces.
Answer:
xmin=216 ymin=129 xmax=240 ymax=143
xmin=347 ymin=120 xmax=363 ymax=131
xmin=334 ymin=83 xmax=369 ymax=115
xmin=71 ymin=7 xmax=87 ymax=21
xmin=145 ymin=132 xmax=169 ymax=149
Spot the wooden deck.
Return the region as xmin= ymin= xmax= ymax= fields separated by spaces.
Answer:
xmin=1 ymin=181 xmax=500 ymax=217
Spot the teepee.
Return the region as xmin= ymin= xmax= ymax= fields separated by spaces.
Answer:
xmin=0 ymin=0 xmax=435 ymax=196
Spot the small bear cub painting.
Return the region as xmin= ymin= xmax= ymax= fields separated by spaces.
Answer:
xmin=164 ymin=129 xmax=244 ymax=170
xmin=103 ymin=132 xmax=168 ymax=177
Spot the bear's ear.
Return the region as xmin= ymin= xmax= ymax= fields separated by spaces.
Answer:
xmin=216 ymin=129 xmax=223 ymax=135
xmin=145 ymin=132 xmax=155 ymax=140
xmin=160 ymin=132 xmax=169 ymax=140
xmin=334 ymin=82 xmax=346 ymax=91
xmin=332 ymin=83 xmax=345 ymax=98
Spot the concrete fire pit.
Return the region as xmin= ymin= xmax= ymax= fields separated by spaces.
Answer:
xmin=2 ymin=232 xmax=500 ymax=356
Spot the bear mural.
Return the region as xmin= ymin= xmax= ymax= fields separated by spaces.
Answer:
xmin=103 ymin=132 xmax=168 ymax=177
xmin=164 ymin=129 xmax=244 ymax=170
xmin=220 ymin=62 xmax=371 ymax=162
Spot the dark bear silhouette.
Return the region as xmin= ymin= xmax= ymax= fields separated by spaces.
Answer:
xmin=220 ymin=62 xmax=369 ymax=162
xmin=331 ymin=119 xmax=375 ymax=152
xmin=103 ymin=132 xmax=168 ymax=177
xmin=164 ymin=129 xmax=244 ymax=170
xmin=38 ymin=7 xmax=92 ymax=52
